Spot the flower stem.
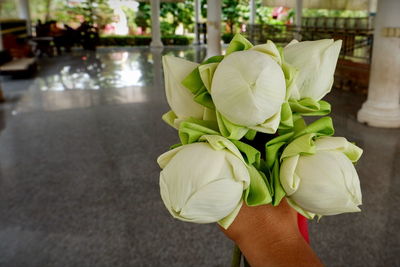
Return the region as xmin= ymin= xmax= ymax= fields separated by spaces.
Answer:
xmin=231 ymin=244 xmax=242 ymax=267
xmin=244 ymin=257 xmax=251 ymax=267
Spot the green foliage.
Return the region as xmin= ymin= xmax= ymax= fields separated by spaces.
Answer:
xmin=302 ymin=9 xmax=368 ymax=18
xmin=99 ymin=35 xmax=193 ymax=46
xmin=134 ymin=2 xmax=151 ymax=32
xmin=0 ymin=0 xmax=18 ymax=19
xmin=66 ymin=0 xmax=114 ymax=30
xmin=160 ymin=21 xmax=175 ymax=36
xmin=121 ymin=6 xmax=136 ymax=34
xmin=222 ymin=33 xmax=235 ymax=44
xmin=222 ymin=0 xmax=242 ymax=33
xmin=160 ymin=0 xmax=194 ymax=34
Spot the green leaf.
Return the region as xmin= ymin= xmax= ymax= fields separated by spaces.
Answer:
xmin=202 ymin=55 xmax=224 ymax=64
xmin=244 ymin=129 xmax=257 ymax=140
xmin=193 ymin=90 xmax=215 ymax=109
xmin=294 ymin=117 xmax=334 ymax=139
xmin=278 ymin=102 xmax=294 ymax=133
xmin=289 ymin=98 xmax=331 ymax=116
xmin=162 ymin=110 xmax=178 ymax=129
xmin=265 ymin=141 xmax=287 ymax=169
xmin=281 ymin=133 xmax=316 ymax=159
xmin=226 ymin=34 xmax=253 ymax=55
xmin=244 ymin=165 xmax=272 ymax=206
xmin=230 ymin=140 xmax=261 ymax=168
xmin=271 ymin=160 xmax=286 ymax=206
xmin=178 ymin=119 xmax=220 ymax=144
xmin=216 ymin=111 xmax=249 ymax=140
xmin=198 ymin=63 xmax=219 ymax=92
xmin=181 ymin=68 xmax=204 ymax=95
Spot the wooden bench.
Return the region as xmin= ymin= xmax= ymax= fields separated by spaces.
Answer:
xmin=0 ymin=50 xmax=37 ymax=77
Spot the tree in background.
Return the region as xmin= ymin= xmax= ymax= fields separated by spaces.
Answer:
xmin=122 ymin=6 xmax=137 ymax=34
xmin=0 ymin=0 xmax=18 ymax=19
xmin=66 ymin=0 xmax=114 ymax=30
xmin=134 ymin=2 xmax=151 ymax=33
xmin=222 ymin=0 xmax=241 ymax=33
xmin=160 ymin=0 xmax=194 ymax=35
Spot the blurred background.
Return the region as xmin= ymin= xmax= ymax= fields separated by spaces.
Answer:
xmin=0 ymin=0 xmax=399 ymax=266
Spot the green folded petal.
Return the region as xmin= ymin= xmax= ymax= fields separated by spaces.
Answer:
xmin=178 ymin=120 xmax=220 ymax=145
xmin=344 ymin=142 xmax=363 ymax=163
xmin=226 ymin=34 xmax=254 ymax=55
xmin=216 ymin=111 xmax=249 ymax=140
xmin=244 ymin=165 xmax=272 ymax=206
xmin=271 ymin=160 xmax=286 ymax=206
xmin=289 ymin=98 xmax=320 ymax=113
xmin=181 ymin=57 xmax=223 ymax=110
xmin=313 ymin=100 xmax=331 ymax=115
xmin=289 ymin=98 xmax=331 ymax=116
xmin=203 ymin=107 xmax=217 ymax=121
xmin=250 ymin=40 xmax=282 ymax=65
xmin=244 ymin=129 xmax=257 ymax=140
xmin=282 ymin=61 xmax=298 ymax=101
xmin=266 ymin=141 xmax=286 ymax=169
xmin=198 ymin=62 xmax=219 ymax=92
xmin=265 ymin=132 xmax=294 ymax=168
xmin=199 ymin=135 xmax=244 ymax=161
xmin=218 ymin=200 xmax=243 ymax=229
xmin=181 ymin=67 xmax=204 ymax=95
xmin=279 ymin=102 xmax=294 ymax=132
xmin=202 ymin=55 xmax=224 ymax=64
xmin=170 ymin=143 xmax=182 ymax=149
xmin=286 ymin=198 xmax=316 ymax=219
xmin=193 ymin=90 xmax=215 ymax=109
xmin=294 ymin=117 xmax=335 ymax=139
xmin=281 ymin=133 xmax=316 ymax=160
xmin=230 ymin=139 xmax=261 ymax=167
xmin=162 ymin=110 xmax=178 ymax=129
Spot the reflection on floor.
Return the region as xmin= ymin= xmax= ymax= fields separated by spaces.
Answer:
xmin=0 ymin=47 xmax=399 ymax=267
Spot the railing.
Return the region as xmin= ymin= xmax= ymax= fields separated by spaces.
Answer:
xmin=244 ymin=17 xmax=375 ymax=94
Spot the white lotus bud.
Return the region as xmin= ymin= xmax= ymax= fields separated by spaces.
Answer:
xmin=210 ymin=50 xmax=286 ymax=132
xmin=280 ymin=136 xmax=362 ymax=216
xmin=284 ymin=39 xmax=342 ymax=101
xmin=158 ymin=138 xmax=250 ymax=224
xmin=162 ymin=56 xmax=205 ymax=127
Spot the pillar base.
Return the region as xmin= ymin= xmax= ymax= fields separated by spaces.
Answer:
xmin=357 ymin=100 xmax=400 ymax=128
xmin=150 ymin=41 xmax=163 ymax=48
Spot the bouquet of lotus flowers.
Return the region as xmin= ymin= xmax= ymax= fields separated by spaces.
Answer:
xmin=157 ymin=34 xmax=362 ymax=263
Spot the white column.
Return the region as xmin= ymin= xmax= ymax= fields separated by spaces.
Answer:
xmin=150 ymin=0 xmax=163 ymax=48
xmin=0 ymin=24 xmax=3 ymax=51
xmin=194 ymin=0 xmax=201 ymax=44
xmin=357 ymin=0 xmax=400 ymax=128
xmin=368 ymin=0 xmax=378 ymax=28
xmin=152 ymin=48 xmax=163 ymax=90
xmin=295 ymin=0 xmax=302 ymax=40
xmin=206 ymin=0 xmax=221 ymax=58
xmin=18 ymin=0 xmax=32 ymax=35
xmin=250 ymin=0 xmax=256 ymax=25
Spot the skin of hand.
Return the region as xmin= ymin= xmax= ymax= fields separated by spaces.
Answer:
xmin=220 ymin=198 xmax=324 ymax=267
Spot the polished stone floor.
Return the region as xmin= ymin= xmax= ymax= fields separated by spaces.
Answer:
xmin=0 ymin=46 xmax=399 ymax=267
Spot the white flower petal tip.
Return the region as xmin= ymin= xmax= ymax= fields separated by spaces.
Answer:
xmin=211 ymin=50 xmax=286 ymax=128
xmin=162 ymin=56 xmax=204 ymax=124
xmin=158 ymin=141 xmax=250 ymax=226
xmin=284 ymin=39 xmax=342 ymax=101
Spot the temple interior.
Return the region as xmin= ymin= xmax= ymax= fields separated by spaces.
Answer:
xmin=0 ymin=0 xmax=399 ymax=266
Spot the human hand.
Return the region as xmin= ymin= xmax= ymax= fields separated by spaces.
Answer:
xmin=220 ymin=199 xmax=323 ymax=267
